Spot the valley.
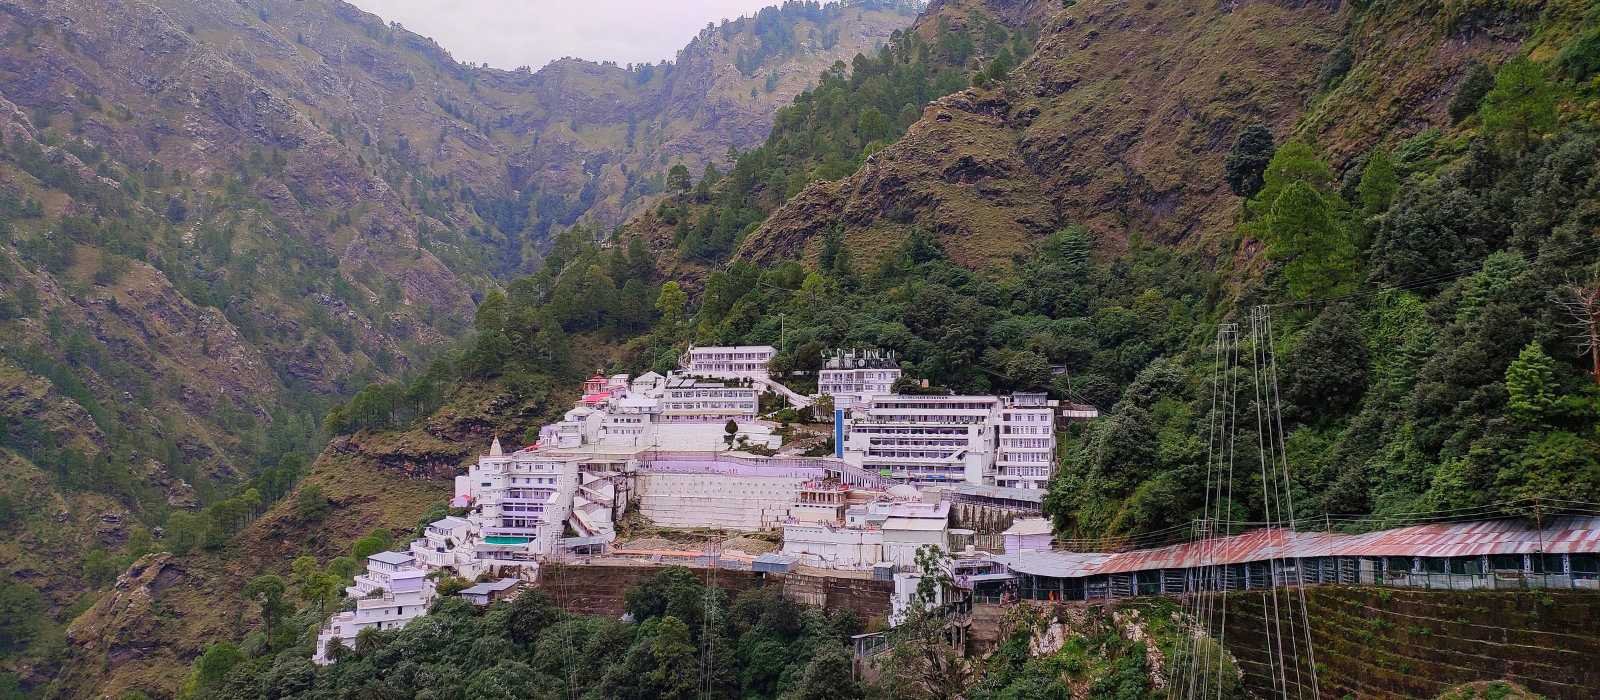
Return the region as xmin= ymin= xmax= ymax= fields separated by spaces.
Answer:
xmin=7 ymin=0 xmax=1600 ymax=697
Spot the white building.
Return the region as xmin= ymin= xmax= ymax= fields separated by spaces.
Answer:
xmin=842 ymin=393 xmax=1058 ymax=488
xmin=781 ymin=484 xmax=934 ymax=570
xmin=313 ymin=552 xmax=436 ymax=664
xmin=682 ymin=345 xmax=777 ymax=379
xmin=843 ymin=395 xmax=1002 ymax=485
xmin=662 ymin=376 xmax=759 ymax=422
xmin=635 ymin=471 xmax=804 ymax=530
xmin=996 ymin=393 xmax=1058 ymax=489
xmin=882 ymin=501 xmax=952 ymax=569
xmin=818 ymin=349 xmax=902 ymax=411
xmin=1002 ymin=517 xmax=1053 ymax=553
xmin=782 ymin=521 xmax=885 ymax=569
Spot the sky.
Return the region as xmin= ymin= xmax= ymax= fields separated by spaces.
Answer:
xmin=346 ymin=0 xmax=788 ymax=70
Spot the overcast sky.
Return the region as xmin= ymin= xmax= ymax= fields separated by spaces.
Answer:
xmin=346 ymin=0 xmax=788 ymax=69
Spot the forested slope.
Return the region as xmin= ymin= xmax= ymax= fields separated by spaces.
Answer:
xmin=26 ymin=0 xmax=1600 ymax=697
xmin=0 ymin=0 xmax=919 ymax=693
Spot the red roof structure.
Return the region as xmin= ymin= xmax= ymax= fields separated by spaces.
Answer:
xmin=999 ymin=516 xmax=1600 ymax=578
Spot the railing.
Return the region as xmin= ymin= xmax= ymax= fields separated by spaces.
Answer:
xmin=1001 ymin=560 xmax=1600 ymax=605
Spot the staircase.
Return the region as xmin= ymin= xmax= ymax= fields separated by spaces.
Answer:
xmin=754 ymin=376 xmax=814 ymax=409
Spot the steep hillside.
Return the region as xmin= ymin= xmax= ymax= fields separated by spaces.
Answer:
xmin=736 ymin=0 xmax=1351 ymax=268
xmin=0 ymin=0 xmax=918 ymax=692
xmin=33 ymin=0 xmax=1600 ymax=697
xmin=621 ymin=0 xmax=1049 ymax=286
xmin=52 ymin=377 xmax=575 ymax=698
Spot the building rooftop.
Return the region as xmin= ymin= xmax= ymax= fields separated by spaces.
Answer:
xmin=947 ymin=483 xmax=1047 ymax=505
xmin=368 ymin=551 xmax=415 ymax=566
xmin=823 ymin=348 xmax=899 ymax=370
xmin=430 ymin=516 xmax=471 ymax=530
xmin=460 ymin=578 xmax=521 ymax=595
xmin=887 ymin=501 xmax=950 ymax=519
xmin=996 ymin=516 xmax=1600 ymax=579
xmin=1002 ymin=517 xmax=1053 ymax=537
xmin=689 ymin=345 xmax=776 ymax=353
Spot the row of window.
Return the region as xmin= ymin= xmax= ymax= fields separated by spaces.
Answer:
xmin=1001 ymin=412 xmax=1051 ymax=422
xmin=1000 ymin=452 xmax=1050 ymax=462
xmin=873 ymin=402 xmax=996 ymax=410
xmin=854 ymin=426 xmax=973 ymax=436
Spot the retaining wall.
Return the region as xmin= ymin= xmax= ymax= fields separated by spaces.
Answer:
xmin=533 ymin=562 xmax=893 ymax=622
xmin=1216 ymin=587 xmax=1600 ymax=699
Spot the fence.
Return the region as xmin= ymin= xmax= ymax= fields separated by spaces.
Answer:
xmin=995 ymin=555 xmax=1600 ymax=604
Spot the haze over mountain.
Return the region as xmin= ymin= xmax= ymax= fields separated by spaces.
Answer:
xmin=346 ymin=0 xmax=817 ymax=69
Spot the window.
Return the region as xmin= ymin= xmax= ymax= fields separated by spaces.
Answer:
xmin=1531 ymin=554 xmax=1565 ymax=574
xmin=1570 ymin=554 xmax=1598 ymax=578
xmin=1489 ymin=554 xmax=1523 ymax=571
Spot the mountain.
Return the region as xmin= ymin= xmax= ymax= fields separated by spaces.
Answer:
xmin=20 ymin=0 xmax=1600 ymax=696
xmin=0 ymin=0 xmax=919 ymax=692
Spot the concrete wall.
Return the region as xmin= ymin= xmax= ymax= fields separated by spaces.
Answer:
xmin=634 ymin=473 xmax=802 ymax=530
xmin=1217 ymin=587 xmax=1600 ymax=699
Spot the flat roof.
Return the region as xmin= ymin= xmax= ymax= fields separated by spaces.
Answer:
xmin=884 ymin=516 xmax=948 ymax=531
xmin=460 ymin=579 xmax=521 ymax=595
xmin=690 ymin=345 xmax=775 ymax=353
xmin=1003 ymin=518 xmax=1053 ymax=536
xmin=368 ymin=551 xmax=414 ymax=565
xmin=948 ymin=483 xmax=1046 ymax=504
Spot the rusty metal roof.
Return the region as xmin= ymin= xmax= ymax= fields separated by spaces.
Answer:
xmin=1004 ymin=516 xmax=1600 ymax=578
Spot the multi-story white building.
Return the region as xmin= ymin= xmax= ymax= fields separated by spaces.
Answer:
xmin=662 ymin=376 xmax=759 ymax=422
xmin=818 ymin=349 xmax=902 ymax=410
xmin=682 ymin=345 xmax=777 ymax=379
xmin=996 ymin=393 xmax=1058 ymax=489
xmin=842 ymin=393 xmax=1058 ymax=488
xmin=313 ymin=552 xmax=436 ymax=664
xmin=467 ymin=440 xmax=581 ymax=565
xmin=843 ymin=395 xmax=1002 ymax=485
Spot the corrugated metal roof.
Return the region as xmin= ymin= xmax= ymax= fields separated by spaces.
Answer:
xmin=460 ymin=579 xmax=520 ymax=595
xmin=993 ymin=551 xmax=1114 ymax=578
xmin=1006 ymin=516 xmax=1600 ymax=579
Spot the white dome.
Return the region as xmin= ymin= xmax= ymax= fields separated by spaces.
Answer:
xmin=887 ymin=484 xmax=921 ymax=500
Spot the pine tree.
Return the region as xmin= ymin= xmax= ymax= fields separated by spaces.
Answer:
xmin=1480 ymin=56 xmax=1556 ymax=152
xmin=1264 ymin=181 xmax=1357 ymax=299
xmin=1505 ymin=341 xmax=1557 ymax=425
